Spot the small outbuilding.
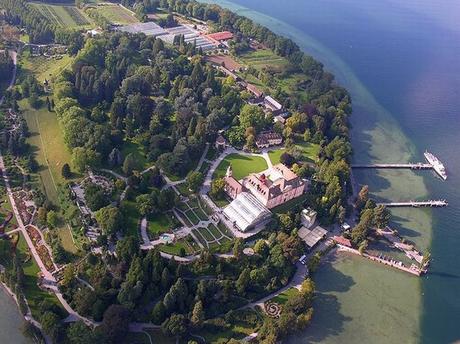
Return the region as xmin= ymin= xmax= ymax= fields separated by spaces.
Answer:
xmin=300 ymin=208 xmax=317 ymax=229
xmin=298 ymin=225 xmax=328 ymax=249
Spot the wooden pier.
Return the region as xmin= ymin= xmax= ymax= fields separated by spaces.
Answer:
xmin=336 ymin=244 xmax=425 ymax=276
xmin=378 ymin=200 xmax=448 ymax=208
xmin=351 ymin=163 xmax=432 ymax=170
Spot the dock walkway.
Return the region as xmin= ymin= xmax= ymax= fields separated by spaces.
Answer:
xmin=337 ymin=245 xmax=424 ymax=276
xmin=378 ymin=200 xmax=448 ymax=208
xmin=352 ymin=163 xmax=432 ymax=170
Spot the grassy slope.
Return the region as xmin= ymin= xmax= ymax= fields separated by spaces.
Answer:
xmin=94 ymin=5 xmax=139 ymax=25
xmin=213 ymin=153 xmax=268 ymax=180
xmin=236 ymin=48 xmax=311 ymax=102
xmin=19 ymin=54 xmax=78 ymax=253
xmin=268 ymin=142 xmax=320 ymax=165
xmin=20 ymin=53 xmax=73 ymax=83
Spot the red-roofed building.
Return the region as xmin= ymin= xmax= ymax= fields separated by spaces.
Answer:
xmin=224 ymin=166 xmax=243 ymax=199
xmin=332 ymin=236 xmax=352 ymax=247
xmin=206 ymin=31 xmax=234 ymax=41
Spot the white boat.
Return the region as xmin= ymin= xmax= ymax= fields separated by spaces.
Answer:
xmin=424 ymin=151 xmax=447 ymax=180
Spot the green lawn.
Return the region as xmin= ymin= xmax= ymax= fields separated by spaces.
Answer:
xmin=296 ymin=141 xmax=320 ymax=162
xmin=175 ymin=210 xmax=192 ymax=227
xmin=238 ymin=49 xmax=289 ymax=71
xmin=16 ymin=234 xmax=62 ymax=318
xmin=191 ymin=229 xmax=207 ymax=248
xmin=21 ymin=101 xmax=76 ymax=202
xmin=196 ymin=226 xmax=214 ymax=242
xmin=91 ymin=4 xmax=139 ymax=25
xmin=268 ymin=142 xmax=319 ymax=164
xmin=268 ymin=148 xmax=286 ymax=165
xmin=213 ymin=153 xmax=268 ymax=181
xmin=199 ymin=161 xmax=211 ymax=174
xmin=147 ymin=213 xmax=174 ymax=238
xmin=208 ymin=224 xmax=222 ymax=239
xmin=30 ymin=3 xmax=92 ymax=28
xmin=198 ymin=196 xmax=213 ymax=216
xmin=120 ymin=140 xmax=149 ymax=172
xmin=270 ymin=287 xmax=299 ymax=305
xmin=201 ymin=309 xmax=262 ymax=343
xmin=176 ymin=183 xmax=193 ymax=197
xmin=185 ymin=210 xmax=200 ymax=225
xmin=159 ymin=239 xmax=194 ymax=256
xmin=20 ymin=53 xmax=73 ymax=84
xmin=121 ymin=200 xmax=140 ymax=237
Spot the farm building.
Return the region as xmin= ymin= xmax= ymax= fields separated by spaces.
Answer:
xmin=264 ymin=96 xmax=283 ymax=112
xmin=206 ymin=31 xmax=234 ymax=41
xmin=164 ymin=25 xmax=217 ymax=51
xmin=115 ymin=22 xmax=169 ymax=37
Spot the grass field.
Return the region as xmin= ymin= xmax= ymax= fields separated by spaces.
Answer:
xmin=19 ymin=53 xmax=78 ymax=253
xmin=91 ymin=4 xmax=139 ymax=25
xmin=21 ymin=101 xmax=75 ymax=203
xmin=30 ymin=3 xmax=92 ymax=28
xmin=20 ymin=53 xmax=73 ymax=83
xmin=21 ymin=101 xmax=78 ymax=253
xmin=121 ymin=140 xmax=149 ymax=171
xmin=147 ymin=213 xmax=174 ymax=238
xmin=238 ymin=49 xmax=289 ymax=71
xmin=268 ymin=147 xmax=286 ymax=165
xmin=213 ymin=153 xmax=268 ymax=180
xmin=296 ymin=141 xmax=320 ymax=162
xmin=159 ymin=239 xmax=195 ymax=256
xmin=236 ymin=48 xmax=312 ymax=103
xmin=121 ymin=200 xmax=140 ymax=238
xmin=269 ymin=287 xmax=299 ymax=305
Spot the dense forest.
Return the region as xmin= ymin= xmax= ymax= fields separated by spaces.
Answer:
xmin=0 ymin=50 xmax=13 ymax=84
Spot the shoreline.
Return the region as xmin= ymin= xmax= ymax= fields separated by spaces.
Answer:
xmin=199 ymin=1 xmax=430 ymax=343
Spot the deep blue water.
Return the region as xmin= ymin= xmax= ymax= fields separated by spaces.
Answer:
xmin=203 ymin=0 xmax=460 ymax=342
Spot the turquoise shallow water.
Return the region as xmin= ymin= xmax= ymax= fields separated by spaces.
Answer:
xmin=201 ymin=0 xmax=460 ymax=342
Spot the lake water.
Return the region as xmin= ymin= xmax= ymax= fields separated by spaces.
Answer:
xmin=201 ymin=0 xmax=460 ymax=342
xmin=0 ymin=286 xmax=30 ymax=343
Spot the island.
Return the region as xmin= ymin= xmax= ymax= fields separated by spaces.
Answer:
xmin=0 ymin=0 xmax=430 ymax=343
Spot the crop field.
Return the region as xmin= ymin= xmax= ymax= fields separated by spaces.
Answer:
xmin=238 ymin=48 xmax=289 ymax=71
xmin=91 ymin=4 xmax=139 ymax=25
xmin=31 ymin=3 xmax=91 ymax=27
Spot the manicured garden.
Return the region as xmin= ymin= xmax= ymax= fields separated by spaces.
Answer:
xmin=213 ymin=153 xmax=268 ymax=180
xmin=16 ymin=234 xmax=62 ymax=318
xmin=147 ymin=213 xmax=175 ymax=238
